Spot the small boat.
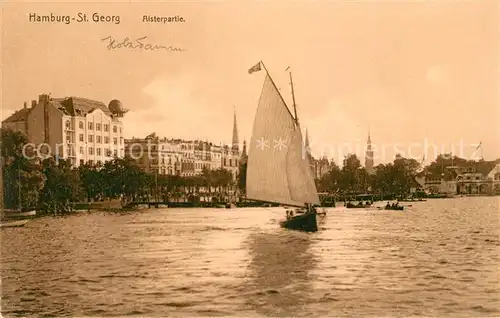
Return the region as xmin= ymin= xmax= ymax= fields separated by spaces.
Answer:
xmin=246 ymin=61 xmax=321 ymax=232
xmin=384 ymin=205 xmax=404 ymax=211
xmin=2 ymin=209 xmax=36 ymax=218
xmin=280 ymin=207 xmax=318 ymax=232
xmin=346 ymin=202 xmax=371 ymax=209
xmin=1 ymin=219 xmax=29 ymax=228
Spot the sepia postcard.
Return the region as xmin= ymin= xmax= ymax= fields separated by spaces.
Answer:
xmin=1 ymin=1 xmax=499 ymax=317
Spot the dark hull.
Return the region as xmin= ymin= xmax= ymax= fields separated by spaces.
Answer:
xmin=280 ymin=212 xmax=318 ymax=232
xmin=346 ymin=204 xmax=371 ymax=209
xmin=385 ymin=206 xmax=404 ymax=211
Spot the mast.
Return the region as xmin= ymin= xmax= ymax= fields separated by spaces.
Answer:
xmin=259 ymin=61 xmax=296 ymax=123
xmin=289 ymin=71 xmax=298 ymax=124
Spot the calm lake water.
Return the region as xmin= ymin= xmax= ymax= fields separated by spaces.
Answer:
xmin=1 ymin=196 xmax=499 ymax=317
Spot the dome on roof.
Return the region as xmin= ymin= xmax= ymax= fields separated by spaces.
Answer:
xmin=109 ymin=99 xmax=123 ymax=112
xmin=108 ymin=99 xmax=128 ymax=116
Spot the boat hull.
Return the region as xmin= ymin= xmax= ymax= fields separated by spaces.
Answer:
xmin=280 ymin=212 xmax=318 ymax=232
xmin=385 ymin=206 xmax=404 ymax=211
xmin=1 ymin=220 xmax=29 ymax=228
xmin=346 ymin=204 xmax=371 ymax=209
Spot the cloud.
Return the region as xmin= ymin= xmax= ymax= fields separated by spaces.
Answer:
xmin=122 ymin=76 xmax=226 ymax=143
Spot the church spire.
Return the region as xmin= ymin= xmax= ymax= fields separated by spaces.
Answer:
xmin=232 ymin=108 xmax=239 ymax=151
xmin=365 ymin=129 xmax=374 ymax=174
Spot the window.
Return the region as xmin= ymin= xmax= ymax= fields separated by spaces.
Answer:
xmin=65 ymin=120 xmax=71 ymax=129
xmin=79 ymin=121 xmax=84 ymax=129
xmin=80 ymin=147 xmax=84 ymax=154
xmin=79 ymin=134 xmax=84 ymax=142
xmin=104 ymin=136 xmax=109 ymax=144
xmin=113 ymin=138 xmax=118 ymax=145
xmin=97 ymin=148 xmax=101 ymax=156
xmin=88 ymin=135 xmax=94 ymax=142
xmin=113 ymin=149 xmax=118 ymax=156
xmin=66 ymin=133 xmax=71 ymax=143
xmin=89 ymin=147 xmax=94 ymax=155
xmin=96 ymin=136 xmax=101 ymax=144
xmin=120 ymin=137 xmax=123 ymax=144
xmin=113 ymin=125 xmax=117 ymax=133
xmin=104 ymin=124 xmax=109 ymax=132
xmin=89 ymin=160 xmax=94 ymax=165
xmin=96 ymin=123 xmax=101 ymax=131
xmin=88 ymin=122 xmax=93 ymax=130
xmin=79 ymin=159 xmax=84 ymax=166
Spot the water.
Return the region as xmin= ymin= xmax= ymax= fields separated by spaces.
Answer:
xmin=1 ymin=196 xmax=499 ymax=317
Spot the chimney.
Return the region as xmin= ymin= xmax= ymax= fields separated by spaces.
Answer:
xmin=23 ymin=101 xmax=27 ymax=109
xmin=38 ymin=94 xmax=50 ymax=104
xmin=31 ymin=100 xmax=37 ymax=108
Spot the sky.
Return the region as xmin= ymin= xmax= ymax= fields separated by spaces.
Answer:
xmin=2 ymin=0 xmax=499 ymax=166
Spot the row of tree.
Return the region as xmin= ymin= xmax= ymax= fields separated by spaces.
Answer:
xmin=2 ymin=128 xmax=493 ymax=214
xmin=1 ymin=129 xmax=236 ymax=214
xmin=314 ymin=154 xmax=421 ymax=197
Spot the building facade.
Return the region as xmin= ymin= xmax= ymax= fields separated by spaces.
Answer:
xmin=422 ymin=161 xmax=500 ymax=195
xmin=124 ymin=111 xmax=241 ymax=180
xmin=2 ymin=94 xmax=127 ymax=167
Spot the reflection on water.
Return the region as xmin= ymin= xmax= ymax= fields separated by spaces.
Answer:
xmin=244 ymin=230 xmax=315 ymax=316
xmin=1 ymin=197 xmax=499 ymax=317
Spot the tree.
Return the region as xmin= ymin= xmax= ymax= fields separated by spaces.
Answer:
xmin=1 ymin=128 xmax=45 ymax=210
xmin=238 ymin=161 xmax=247 ymax=194
xmin=341 ymin=154 xmax=362 ymax=193
xmin=38 ymin=158 xmax=83 ymax=214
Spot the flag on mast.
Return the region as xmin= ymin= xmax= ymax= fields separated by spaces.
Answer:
xmin=248 ymin=62 xmax=262 ymax=74
xmin=476 ymin=141 xmax=482 ymax=150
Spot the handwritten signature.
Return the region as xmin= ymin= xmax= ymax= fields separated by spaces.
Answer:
xmin=101 ymin=36 xmax=184 ymax=52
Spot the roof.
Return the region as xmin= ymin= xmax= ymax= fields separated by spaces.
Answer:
xmin=2 ymin=108 xmax=31 ymax=123
xmin=475 ymin=161 xmax=497 ymax=177
xmin=59 ymin=97 xmax=111 ymax=116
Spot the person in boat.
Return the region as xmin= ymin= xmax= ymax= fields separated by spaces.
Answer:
xmin=386 ymin=202 xmax=391 ymax=208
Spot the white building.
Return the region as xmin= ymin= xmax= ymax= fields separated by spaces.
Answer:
xmin=2 ymin=94 xmax=127 ymax=167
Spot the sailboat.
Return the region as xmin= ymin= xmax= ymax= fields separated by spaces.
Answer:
xmin=246 ymin=61 xmax=321 ymax=232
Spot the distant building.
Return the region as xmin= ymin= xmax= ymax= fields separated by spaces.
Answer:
xmin=365 ymin=131 xmax=374 ymax=174
xmin=423 ymin=160 xmax=500 ymax=195
xmin=124 ymin=110 xmax=241 ymax=180
xmin=2 ymin=94 xmax=127 ymax=167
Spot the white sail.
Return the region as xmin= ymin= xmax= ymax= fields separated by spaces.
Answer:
xmin=286 ymin=128 xmax=321 ymax=205
xmin=246 ymin=73 xmax=320 ymax=207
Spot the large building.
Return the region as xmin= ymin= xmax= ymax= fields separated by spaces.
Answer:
xmin=2 ymin=94 xmax=127 ymax=166
xmin=125 ymin=111 xmax=241 ymax=180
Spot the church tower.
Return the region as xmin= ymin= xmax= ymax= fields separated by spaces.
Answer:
xmin=231 ymin=109 xmax=239 ymax=154
xmin=304 ymin=127 xmax=315 ymax=175
xmin=241 ymin=140 xmax=248 ymax=165
xmin=365 ymin=131 xmax=374 ymax=174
